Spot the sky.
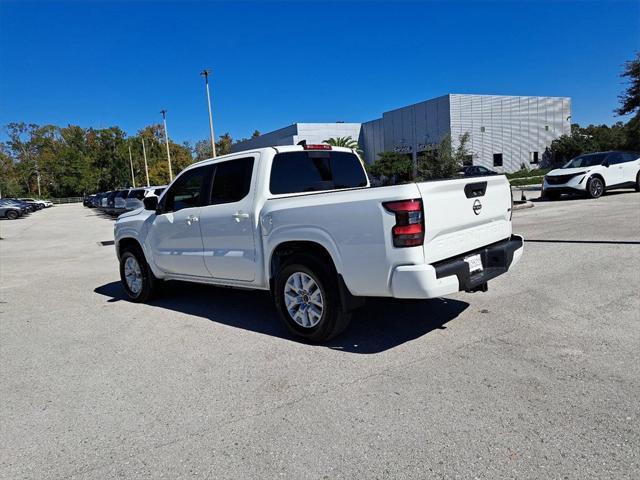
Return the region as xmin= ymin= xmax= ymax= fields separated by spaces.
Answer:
xmin=0 ymin=0 xmax=638 ymax=145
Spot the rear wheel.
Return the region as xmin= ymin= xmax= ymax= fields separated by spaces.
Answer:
xmin=6 ymin=210 xmax=18 ymax=220
xmin=119 ymin=246 xmax=159 ymax=302
xmin=586 ymin=177 xmax=604 ymax=198
xmin=635 ymin=172 xmax=640 ymax=192
xmin=274 ymin=255 xmax=351 ymax=343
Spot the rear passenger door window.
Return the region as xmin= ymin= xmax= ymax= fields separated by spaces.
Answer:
xmin=209 ymin=157 xmax=254 ymax=205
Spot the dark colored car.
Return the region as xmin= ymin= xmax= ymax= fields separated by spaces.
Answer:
xmin=3 ymin=199 xmax=32 ymax=214
xmin=92 ymin=193 xmax=105 ymax=208
xmin=460 ymin=165 xmax=498 ymax=177
xmin=0 ymin=200 xmax=24 ymax=220
xmin=104 ymin=191 xmax=119 ymax=215
xmin=17 ymin=199 xmax=42 ymax=211
xmin=83 ymin=194 xmax=96 ymax=207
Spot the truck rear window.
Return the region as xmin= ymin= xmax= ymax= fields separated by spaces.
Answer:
xmin=270 ymin=151 xmax=367 ymax=194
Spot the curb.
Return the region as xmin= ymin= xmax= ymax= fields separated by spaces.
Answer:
xmin=513 ymin=201 xmax=534 ymax=211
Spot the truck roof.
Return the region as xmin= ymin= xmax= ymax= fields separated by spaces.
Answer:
xmin=188 ymin=144 xmax=357 ymax=169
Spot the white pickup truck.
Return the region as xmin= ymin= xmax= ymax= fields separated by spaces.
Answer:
xmin=114 ymin=144 xmax=523 ymax=342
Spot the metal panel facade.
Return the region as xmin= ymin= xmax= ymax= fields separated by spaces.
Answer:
xmin=449 ymin=94 xmax=571 ymax=172
xmin=233 ymin=94 xmax=571 ymax=172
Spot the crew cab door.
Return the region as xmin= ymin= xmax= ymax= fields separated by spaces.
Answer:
xmin=146 ymin=165 xmax=212 ymax=277
xmin=199 ymin=156 xmax=257 ymax=282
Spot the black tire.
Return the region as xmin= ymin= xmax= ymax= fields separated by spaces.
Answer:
xmin=273 ymin=254 xmax=351 ymax=343
xmin=6 ymin=210 xmax=18 ymax=220
xmin=635 ymin=172 xmax=640 ymax=192
xmin=586 ymin=176 xmax=604 ymax=198
xmin=119 ymin=246 xmax=160 ymax=302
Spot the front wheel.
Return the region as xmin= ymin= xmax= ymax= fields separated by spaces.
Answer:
xmin=635 ymin=172 xmax=639 ymax=192
xmin=586 ymin=177 xmax=604 ymax=198
xmin=119 ymin=247 xmax=160 ymax=302
xmin=274 ymin=256 xmax=351 ymax=343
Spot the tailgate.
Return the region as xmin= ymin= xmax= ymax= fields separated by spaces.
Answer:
xmin=417 ymin=175 xmax=512 ymax=263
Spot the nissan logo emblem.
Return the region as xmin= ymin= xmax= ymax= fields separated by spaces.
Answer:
xmin=473 ymin=199 xmax=482 ymax=215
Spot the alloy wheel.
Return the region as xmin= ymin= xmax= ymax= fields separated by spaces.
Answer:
xmin=124 ymin=256 xmax=143 ymax=295
xmin=284 ymin=272 xmax=324 ymax=328
xmin=590 ymin=178 xmax=603 ymax=197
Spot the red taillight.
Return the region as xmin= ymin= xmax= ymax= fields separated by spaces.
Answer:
xmin=383 ymin=199 xmax=424 ymax=248
xmin=302 ymin=144 xmax=332 ymax=150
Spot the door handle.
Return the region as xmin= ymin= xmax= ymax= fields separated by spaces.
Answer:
xmin=232 ymin=212 xmax=250 ymax=222
xmin=186 ymin=215 xmax=199 ymax=225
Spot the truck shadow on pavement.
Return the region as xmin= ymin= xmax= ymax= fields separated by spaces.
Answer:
xmin=94 ymin=281 xmax=468 ymax=354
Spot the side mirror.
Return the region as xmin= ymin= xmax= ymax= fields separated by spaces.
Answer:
xmin=143 ymin=195 xmax=158 ymax=211
xmin=603 ymin=161 xmax=610 ymax=168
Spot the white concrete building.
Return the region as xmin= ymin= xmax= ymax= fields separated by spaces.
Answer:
xmin=232 ymin=94 xmax=572 ymax=173
xmin=231 ymin=123 xmax=361 ymax=152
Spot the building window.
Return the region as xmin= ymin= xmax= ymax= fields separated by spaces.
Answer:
xmin=532 ymin=151 xmax=539 ymax=164
xmin=545 ymin=125 xmax=549 ymax=131
xmin=480 ymin=126 xmax=486 ymax=133
xmin=463 ymin=155 xmax=473 ymax=166
xmin=493 ymin=153 xmax=503 ymax=167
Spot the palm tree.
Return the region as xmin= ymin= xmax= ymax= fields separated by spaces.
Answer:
xmin=324 ymin=136 xmax=360 ymax=150
xmin=323 ymin=136 xmax=365 ymax=164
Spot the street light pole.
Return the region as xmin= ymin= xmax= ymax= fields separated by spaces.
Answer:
xmin=36 ymin=169 xmax=41 ymax=197
xmin=141 ymin=137 xmax=150 ymax=187
xmin=128 ymin=144 xmax=136 ymax=188
xmin=200 ymin=69 xmax=216 ymax=158
xmin=160 ymin=109 xmax=173 ymax=182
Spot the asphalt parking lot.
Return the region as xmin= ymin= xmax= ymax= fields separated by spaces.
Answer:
xmin=1 ymin=191 xmax=639 ymax=479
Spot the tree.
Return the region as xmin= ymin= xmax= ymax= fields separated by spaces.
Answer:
xmin=418 ymin=133 xmax=468 ymax=180
xmin=367 ymin=151 xmax=413 ymax=184
xmin=324 ymin=136 xmax=359 ymax=150
xmin=216 ymin=133 xmax=233 ymax=156
xmin=616 ymin=52 xmax=640 ymax=117
xmin=616 ymin=53 xmax=640 ymax=151
xmin=547 ymin=123 xmax=627 ymax=165
xmin=252 ymin=130 xmax=261 ymax=138
xmin=193 ymin=139 xmax=213 ymax=162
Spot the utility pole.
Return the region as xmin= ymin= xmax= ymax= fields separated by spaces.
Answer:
xmin=128 ymin=144 xmax=136 ymax=188
xmin=36 ymin=168 xmax=41 ymax=197
xmin=160 ymin=109 xmax=173 ymax=182
xmin=141 ymin=137 xmax=150 ymax=187
xmin=200 ymin=69 xmax=217 ymax=158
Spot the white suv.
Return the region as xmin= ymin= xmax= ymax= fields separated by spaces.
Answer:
xmin=542 ymin=151 xmax=640 ymax=200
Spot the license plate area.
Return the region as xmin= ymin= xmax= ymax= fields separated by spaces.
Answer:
xmin=464 ymin=253 xmax=483 ymax=274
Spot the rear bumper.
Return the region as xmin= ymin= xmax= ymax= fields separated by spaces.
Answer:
xmin=390 ymin=235 xmax=524 ymax=299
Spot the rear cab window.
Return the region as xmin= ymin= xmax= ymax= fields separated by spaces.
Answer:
xmin=269 ymin=150 xmax=367 ymax=195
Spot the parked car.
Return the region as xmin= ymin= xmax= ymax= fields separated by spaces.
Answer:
xmin=20 ymin=197 xmax=52 ymax=208
xmin=18 ymin=198 xmax=43 ymax=211
xmin=460 ymin=165 xmax=498 ymax=177
xmin=114 ymin=145 xmax=524 ymax=342
xmin=0 ymin=201 xmax=23 ymax=220
xmin=113 ymin=189 xmax=131 ymax=215
xmin=92 ymin=193 xmax=106 ymax=208
xmin=124 ymin=186 xmax=167 ymax=212
xmin=101 ymin=191 xmax=118 ymax=214
xmin=542 ymin=151 xmax=640 ymax=199
xmin=2 ymin=199 xmax=31 ymax=214
xmin=83 ymin=195 xmax=96 ymax=207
